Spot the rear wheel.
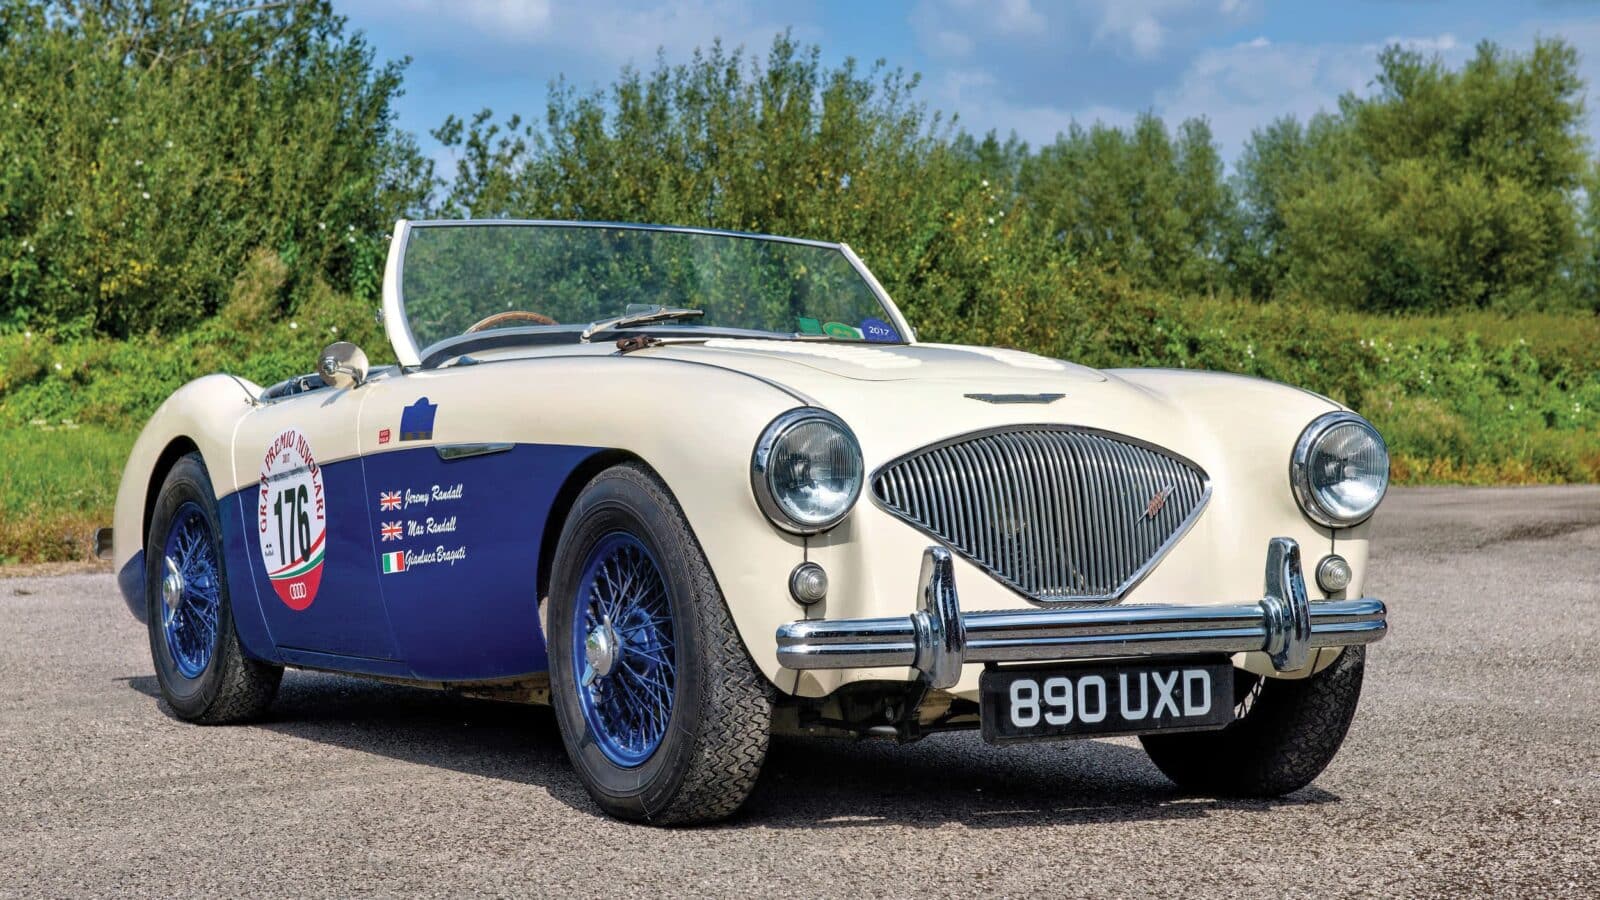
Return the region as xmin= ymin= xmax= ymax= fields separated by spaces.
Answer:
xmin=146 ymin=453 xmax=282 ymax=724
xmin=548 ymin=463 xmax=771 ymax=825
xmin=1139 ymin=647 xmax=1366 ymax=796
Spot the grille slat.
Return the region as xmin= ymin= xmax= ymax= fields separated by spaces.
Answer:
xmin=871 ymin=427 xmax=1210 ymax=604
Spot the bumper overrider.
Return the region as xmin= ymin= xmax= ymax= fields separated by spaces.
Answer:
xmin=776 ymin=538 xmax=1387 ymax=690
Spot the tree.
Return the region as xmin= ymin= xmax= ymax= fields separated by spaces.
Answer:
xmin=1019 ymin=113 xmax=1235 ymax=296
xmin=1232 ymin=38 xmax=1591 ymax=311
xmin=431 ymin=33 xmax=976 ymax=322
xmin=1576 ymin=158 xmax=1600 ymax=312
xmin=0 ymin=0 xmax=432 ymax=336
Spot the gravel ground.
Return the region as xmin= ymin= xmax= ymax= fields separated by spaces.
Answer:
xmin=1 ymin=486 xmax=1596 ymax=898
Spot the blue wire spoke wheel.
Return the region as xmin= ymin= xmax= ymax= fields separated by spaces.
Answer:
xmin=159 ymin=501 xmax=222 ymax=679
xmin=571 ymin=531 xmax=678 ymax=768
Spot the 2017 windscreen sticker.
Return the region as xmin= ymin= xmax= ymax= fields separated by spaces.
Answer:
xmin=257 ymin=429 xmax=327 ymax=611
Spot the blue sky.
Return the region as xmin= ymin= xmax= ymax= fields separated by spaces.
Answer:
xmin=336 ymin=0 xmax=1600 ymax=170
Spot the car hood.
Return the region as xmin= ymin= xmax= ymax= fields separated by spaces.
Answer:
xmin=646 ymin=339 xmax=1208 ymax=463
xmin=639 ymin=337 xmax=1348 ymax=609
xmin=654 ymin=339 xmax=1107 ymax=385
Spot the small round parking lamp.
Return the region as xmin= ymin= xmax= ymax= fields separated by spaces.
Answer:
xmin=1316 ymin=554 xmax=1353 ymax=593
xmin=789 ymin=562 xmax=829 ymax=605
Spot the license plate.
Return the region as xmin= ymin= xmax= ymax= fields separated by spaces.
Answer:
xmin=979 ymin=659 xmax=1234 ymax=744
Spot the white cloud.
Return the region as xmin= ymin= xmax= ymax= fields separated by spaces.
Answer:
xmin=919 ymin=27 xmax=1511 ymax=156
xmin=989 ymin=0 xmax=1048 ymax=36
xmin=908 ymin=0 xmax=1263 ymax=142
xmin=926 ymin=67 xmax=1137 ymax=144
xmin=1125 ymin=26 xmax=1600 ymax=161
xmin=911 ymin=0 xmax=1049 ymax=61
xmin=458 ymin=0 xmax=553 ymax=38
xmin=340 ymin=0 xmax=798 ymax=70
xmin=1079 ymin=0 xmax=1253 ymax=59
xmin=357 ymin=0 xmax=553 ymax=41
xmin=927 ymin=29 xmax=1483 ymax=155
xmin=915 ymin=0 xmax=1251 ymax=61
xmin=1153 ymin=33 xmax=1479 ymax=159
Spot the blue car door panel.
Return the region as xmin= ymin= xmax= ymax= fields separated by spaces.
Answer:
xmin=358 ymin=380 xmax=600 ymax=681
xmin=230 ymin=391 xmax=400 ymax=661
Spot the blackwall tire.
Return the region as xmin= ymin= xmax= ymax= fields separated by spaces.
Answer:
xmin=1139 ymin=647 xmax=1367 ymax=797
xmin=547 ymin=463 xmax=772 ymax=825
xmin=146 ymin=452 xmax=282 ymax=724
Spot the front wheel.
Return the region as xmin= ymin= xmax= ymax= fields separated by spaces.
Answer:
xmin=146 ymin=453 xmax=282 ymax=724
xmin=547 ymin=463 xmax=771 ymax=825
xmin=1140 ymin=646 xmax=1367 ymax=796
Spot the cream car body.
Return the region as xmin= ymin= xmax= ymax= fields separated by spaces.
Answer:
xmin=114 ymin=220 xmax=1388 ymax=822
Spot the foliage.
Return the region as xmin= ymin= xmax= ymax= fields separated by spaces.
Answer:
xmin=0 ymin=0 xmax=432 ymax=337
xmin=0 ymin=423 xmax=130 ymax=563
xmin=1 ymin=22 xmax=1596 ymax=336
xmin=1018 ymin=115 xmax=1235 ymax=297
xmin=1235 ymin=40 xmax=1593 ymax=312
xmin=432 ymin=35 xmax=978 ymax=307
xmin=3 ymin=23 xmax=1600 ymax=564
xmin=0 ymin=249 xmax=387 ymax=429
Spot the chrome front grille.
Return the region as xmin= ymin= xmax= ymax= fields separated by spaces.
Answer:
xmin=871 ymin=427 xmax=1210 ymax=604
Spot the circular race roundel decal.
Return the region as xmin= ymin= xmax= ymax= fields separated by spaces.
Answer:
xmin=257 ymin=429 xmax=327 ymax=611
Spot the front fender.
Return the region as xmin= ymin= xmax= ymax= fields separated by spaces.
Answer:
xmin=112 ymin=374 xmax=260 ymax=620
xmin=790 ymin=366 xmax=1356 ymax=699
xmin=351 ymin=356 xmax=814 ymax=687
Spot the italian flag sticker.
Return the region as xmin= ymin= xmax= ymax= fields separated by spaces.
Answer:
xmin=382 ymin=551 xmax=406 ymax=574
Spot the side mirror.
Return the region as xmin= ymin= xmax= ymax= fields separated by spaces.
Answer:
xmin=319 ymin=341 xmax=369 ymax=390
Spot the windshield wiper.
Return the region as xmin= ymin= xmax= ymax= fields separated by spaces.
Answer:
xmin=580 ymin=305 xmax=704 ymax=343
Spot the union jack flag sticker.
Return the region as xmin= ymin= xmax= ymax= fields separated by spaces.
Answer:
xmin=379 ymin=490 xmax=402 ymax=511
xmin=380 ymin=521 xmax=403 ymax=542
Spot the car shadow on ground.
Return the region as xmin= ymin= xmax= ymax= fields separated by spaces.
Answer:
xmin=121 ymin=671 xmax=1337 ymax=829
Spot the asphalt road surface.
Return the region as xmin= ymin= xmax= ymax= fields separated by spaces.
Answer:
xmin=3 ymin=486 xmax=1597 ymax=898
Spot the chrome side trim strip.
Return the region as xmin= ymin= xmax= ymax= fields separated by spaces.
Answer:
xmin=775 ymin=539 xmax=1387 ymax=682
xmin=435 ymin=442 xmax=514 ymax=461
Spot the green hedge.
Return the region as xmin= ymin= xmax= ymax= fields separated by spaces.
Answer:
xmin=2 ymin=253 xmax=1594 ymax=484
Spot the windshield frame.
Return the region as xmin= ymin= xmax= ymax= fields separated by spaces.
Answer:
xmin=381 ymin=218 xmax=916 ymax=369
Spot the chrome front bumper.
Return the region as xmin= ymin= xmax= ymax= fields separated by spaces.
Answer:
xmin=776 ymin=538 xmax=1387 ymax=690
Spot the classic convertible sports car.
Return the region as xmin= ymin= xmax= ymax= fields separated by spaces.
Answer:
xmin=111 ymin=220 xmax=1389 ymax=824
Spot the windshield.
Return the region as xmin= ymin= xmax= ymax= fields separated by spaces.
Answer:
xmin=395 ymin=222 xmax=905 ymax=361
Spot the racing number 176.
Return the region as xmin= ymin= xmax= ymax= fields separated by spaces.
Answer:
xmin=273 ymin=485 xmax=312 ymax=563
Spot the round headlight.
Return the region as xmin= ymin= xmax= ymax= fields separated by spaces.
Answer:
xmin=751 ymin=409 xmax=863 ymax=534
xmin=1290 ymin=411 xmax=1390 ymax=527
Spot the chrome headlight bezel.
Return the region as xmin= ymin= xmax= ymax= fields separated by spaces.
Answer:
xmin=750 ymin=408 xmax=863 ymax=535
xmin=1290 ymin=411 xmax=1390 ymax=528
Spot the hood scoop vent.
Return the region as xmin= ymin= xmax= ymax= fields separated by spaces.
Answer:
xmin=964 ymin=392 xmax=1065 ymax=404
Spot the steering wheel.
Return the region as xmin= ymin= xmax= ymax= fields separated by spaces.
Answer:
xmin=465 ymin=310 xmax=558 ymax=333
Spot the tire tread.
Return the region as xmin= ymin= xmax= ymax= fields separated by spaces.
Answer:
xmin=149 ymin=453 xmax=282 ymax=725
xmin=550 ymin=463 xmax=771 ymax=825
xmin=1140 ymin=646 xmax=1366 ymax=797
xmin=611 ymin=464 xmax=771 ymax=825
